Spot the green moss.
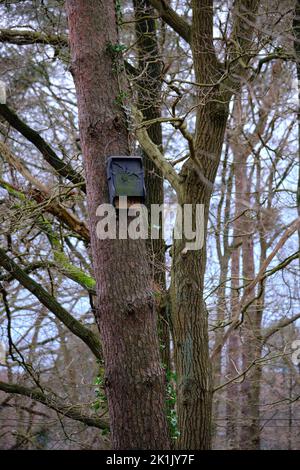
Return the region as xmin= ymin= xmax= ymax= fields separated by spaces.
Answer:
xmin=53 ymin=250 xmax=95 ymax=290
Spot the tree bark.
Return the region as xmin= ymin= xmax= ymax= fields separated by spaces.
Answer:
xmin=133 ymin=0 xmax=170 ymax=370
xmin=66 ymin=0 xmax=170 ymax=449
xmin=170 ymin=124 xmax=227 ymax=449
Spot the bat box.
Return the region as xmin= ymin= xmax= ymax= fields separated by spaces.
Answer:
xmin=106 ymin=156 xmax=146 ymax=208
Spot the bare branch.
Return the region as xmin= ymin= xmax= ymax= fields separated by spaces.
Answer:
xmin=0 ymin=247 xmax=102 ymax=360
xmin=0 ymin=28 xmax=68 ymax=47
xmin=211 ymin=218 xmax=300 ymax=361
xmin=149 ymin=0 xmax=191 ymax=44
xmin=0 ymin=28 xmax=137 ymax=78
xmin=223 ymin=0 xmax=260 ymax=94
xmin=0 ymin=103 xmax=86 ymax=192
xmin=0 ymin=142 xmax=90 ymax=242
xmin=0 ymin=380 xmax=108 ymax=430
xmin=243 ymin=217 xmax=300 ymax=298
xmin=262 ymin=312 xmax=300 ymax=345
xmin=133 ymin=107 xmax=182 ymax=194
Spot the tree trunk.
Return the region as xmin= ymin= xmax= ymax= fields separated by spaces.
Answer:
xmin=168 ymin=0 xmax=231 ymax=449
xmin=133 ymin=0 xmax=170 ymax=370
xmin=240 ymin=315 xmax=263 ymax=449
xmin=239 ymin=165 xmax=261 ymax=449
xmin=170 ymin=106 xmax=228 ymax=449
xmin=66 ymin=0 xmax=170 ymax=449
xmin=213 ymin=154 xmax=233 ymax=438
xmin=213 ymin=257 xmax=230 ymax=441
xmin=229 ymin=88 xmax=274 ymax=449
xmin=225 ymin=236 xmax=241 ymax=448
xmin=239 ymin=194 xmax=266 ymax=450
xmin=225 ymin=113 xmax=244 ymax=448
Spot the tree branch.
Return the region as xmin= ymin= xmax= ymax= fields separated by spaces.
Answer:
xmin=0 ymin=141 xmax=90 ymax=242
xmin=0 ymin=103 xmax=86 ymax=192
xmin=262 ymin=312 xmax=300 ymax=345
xmin=223 ymin=0 xmax=260 ymax=95
xmin=149 ymin=0 xmax=191 ymax=44
xmin=0 ymin=28 xmax=137 ymax=77
xmin=0 ymin=380 xmax=108 ymax=430
xmin=243 ymin=218 xmax=300 ymax=299
xmin=0 ymin=28 xmax=68 ymax=47
xmin=0 ymin=247 xmax=101 ymax=360
xmin=0 ymin=261 xmax=55 ymax=282
xmin=211 ymin=218 xmax=300 ymax=361
xmin=192 ymin=0 xmax=221 ymax=83
xmin=133 ymin=107 xmax=182 ymax=194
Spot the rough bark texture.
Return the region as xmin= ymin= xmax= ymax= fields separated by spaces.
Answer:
xmin=170 ymin=136 xmax=227 ymax=449
xmin=66 ymin=0 xmax=170 ymax=449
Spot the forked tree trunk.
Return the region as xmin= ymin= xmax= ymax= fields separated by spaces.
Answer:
xmin=169 ymin=5 xmax=230 ymax=447
xmin=66 ymin=0 xmax=170 ymax=449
